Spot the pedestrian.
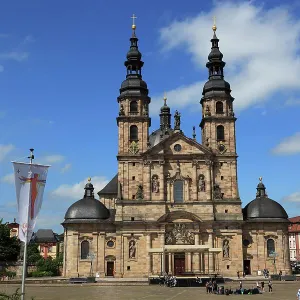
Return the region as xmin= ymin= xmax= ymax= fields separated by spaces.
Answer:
xmin=268 ymin=280 xmax=272 ymax=292
xmin=256 ymin=281 xmax=260 ymax=289
xmin=297 ymin=288 xmax=300 ymax=300
xmin=206 ymin=281 xmax=209 ymax=294
xmin=261 ymin=281 xmax=265 ymax=292
xmin=237 ymin=271 xmax=240 ymax=279
xmin=239 ymin=280 xmax=242 ymax=289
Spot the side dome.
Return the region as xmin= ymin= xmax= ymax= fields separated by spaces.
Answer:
xmin=243 ymin=178 xmax=288 ymax=222
xmin=64 ymin=179 xmax=110 ymax=224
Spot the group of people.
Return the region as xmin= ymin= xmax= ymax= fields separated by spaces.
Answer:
xmin=205 ymin=279 xmax=218 ymax=293
xmin=158 ymin=274 xmax=177 ymax=287
xmin=255 ymin=280 xmax=272 ymax=292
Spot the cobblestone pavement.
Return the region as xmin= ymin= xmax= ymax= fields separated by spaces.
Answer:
xmin=0 ymin=282 xmax=299 ymax=300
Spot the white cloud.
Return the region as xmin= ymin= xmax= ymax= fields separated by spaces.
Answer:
xmin=51 ymin=176 xmax=109 ymax=200
xmin=153 ymin=2 xmax=300 ymax=114
xmin=0 ymin=51 xmax=29 ymax=62
xmin=285 ymin=97 xmax=300 ymax=106
xmin=1 ymin=173 xmax=14 ymax=184
xmin=272 ymin=132 xmax=300 ymax=155
xmin=0 ymin=144 xmax=14 ymax=162
xmin=61 ymin=163 xmax=71 ymax=173
xmin=41 ymin=155 xmax=65 ymax=164
xmin=283 ymin=192 xmax=300 ymax=202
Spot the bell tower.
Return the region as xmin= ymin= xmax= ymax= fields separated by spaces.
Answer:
xmin=200 ymin=19 xmax=237 ymax=155
xmin=200 ymin=19 xmax=239 ymax=201
xmin=117 ymin=15 xmax=151 ymax=155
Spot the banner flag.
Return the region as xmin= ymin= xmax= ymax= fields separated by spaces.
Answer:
xmin=12 ymin=162 xmax=50 ymax=244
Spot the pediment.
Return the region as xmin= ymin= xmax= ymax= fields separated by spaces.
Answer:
xmin=143 ymin=132 xmax=212 ymax=157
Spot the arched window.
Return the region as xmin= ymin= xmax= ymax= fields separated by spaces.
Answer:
xmin=267 ymin=239 xmax=275 ymax=257
xmin=130 ymin=101 xmax=138 ymax=112
xmin=81 ymin=240 xmax=89 ymax=259
xmin=216 ymin=101 xmax=224 ymax=114
xmin=130 ymin=125 xmax=138 ymax=141
xmin=174 ymin=180 xmax=184 ymax=203
xmin=216 ymin=125 xmax=224 ymax=141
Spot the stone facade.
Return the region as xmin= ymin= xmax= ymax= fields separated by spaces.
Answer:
xmin=62 ymin=24 xmax=291 ymax=278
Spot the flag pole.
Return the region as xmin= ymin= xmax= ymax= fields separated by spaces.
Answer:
xmin=21 ymin=148 xmax=34 ymax=300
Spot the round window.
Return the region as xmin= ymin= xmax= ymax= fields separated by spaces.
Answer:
xmin=107 ymin=240 xmax=114 ymax=248
xmin=243 ymin=239 xmax=250 ymax=247
xmin=174 ymin=144 xmax=182 ymax=152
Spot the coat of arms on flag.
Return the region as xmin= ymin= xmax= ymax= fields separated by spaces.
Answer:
xmin=12 ymin=162 xmax=50 ymax=244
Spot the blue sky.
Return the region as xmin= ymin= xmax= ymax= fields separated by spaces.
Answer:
xmin=0 ymin=0 xmax=300 ymax=233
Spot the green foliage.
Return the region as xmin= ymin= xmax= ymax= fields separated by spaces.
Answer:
xmin=27 ymin=243 xmax=42 ymax=264
xmin=0 ymin=288 xmax=35 ymax=300
xmin=0 ymin=219 xmax=20 ymax=262
xmin=30 ymin=271 xmax=54 ymax=277
xmin=0 ymin=270 xmax=16 ymax=279
xmin=35 ymin=256 xmax=60 ymax=276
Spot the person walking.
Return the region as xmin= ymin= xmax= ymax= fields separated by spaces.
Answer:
xmin=239 ymin=281 xmax=242 ymax=289
xmin=256 ymin=281 xmax=260 ymax=289
xmin=268 ymin=280 xmax=272 ymax=292
xmin=261 ymin=281 xmax=265 ymax=292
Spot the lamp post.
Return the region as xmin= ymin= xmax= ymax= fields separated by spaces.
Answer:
xmin=269 ymin=251 xmax=278 ymax=275
xmin=87 ymin=252 xmax=95 ymax=276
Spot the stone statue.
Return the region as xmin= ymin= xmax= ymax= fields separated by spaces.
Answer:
xmin=174 ymin=110 xmax=181 ymax=130
xmin=152 ymin=175 xmax=159 ymax=193
xmin=129 ymin=240 xmax=136 ymax=259
xmin=204 ymin=105 xmax=211 ymax=116
xmin=213 ymin=183 xmax=223 ymax=199
xmin=199 ymin=175 xmax=206 ymax=192
xmin=165 ymin=223 xmax=195 ymax=245
xmin=119 ymin=104 xmax=125 ymax=116
xmin=136 ymin=184 xmax=144 ymax=200
xmin=223 ymin=239 xmax=230 ymax=258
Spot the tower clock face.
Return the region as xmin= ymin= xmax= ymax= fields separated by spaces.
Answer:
xmin=174 ymin=144 xmax=182 ymax=152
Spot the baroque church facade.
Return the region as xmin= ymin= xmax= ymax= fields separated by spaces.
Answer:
xmin=62 ymin=21 xmax=291 ymax=278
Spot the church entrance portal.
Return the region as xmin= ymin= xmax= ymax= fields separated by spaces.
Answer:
xmin=106 ymin=261 xmax=114 ymax=276
xmin=243 ymin=260 xmax=251 ymax=275
xmin=174 ymin=253 xmax=185 ymax=275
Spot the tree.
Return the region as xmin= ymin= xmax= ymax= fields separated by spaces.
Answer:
xmin=0 ymin=219 xmax=20 ymax=263
xmin=27 ymin=243 xmax=42 ymax=264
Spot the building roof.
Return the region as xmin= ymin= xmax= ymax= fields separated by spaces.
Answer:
xmin=63 ymin=179 xmax=110 ymax=224
xmin=243 ymin=179 xmax=288 ymax=222
xmin=98 ymin=174 xmax=118 ymax=196
xmin=289 ymin=223 xmax=300 ymax=233
xmin=33 ymin=229 xmax=58 ymax=243
xmin=289 ymin=216 xmax=300 ymax=223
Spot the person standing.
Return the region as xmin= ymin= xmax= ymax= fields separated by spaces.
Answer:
xmin=297 ymin=288 xmax=300 ymax=300
xmin=268 ymin=280 xmax=272 ymax=292
xmin=261 ymin=281 xmax=265 ymax=292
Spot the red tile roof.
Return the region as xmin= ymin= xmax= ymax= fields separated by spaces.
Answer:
xmin=289 ymin=216 xmax=300 ymax=223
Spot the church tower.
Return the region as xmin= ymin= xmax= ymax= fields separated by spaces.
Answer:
xmin=200 ymin=21 xmax=239 ymax=200
xmin=117 ymin=16 xmax=151 ymax=156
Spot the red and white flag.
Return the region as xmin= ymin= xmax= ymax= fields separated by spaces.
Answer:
xmin=12 ymin=162 xmax=50 ymax=244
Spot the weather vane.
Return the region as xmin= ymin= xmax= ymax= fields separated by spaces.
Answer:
xmin=131 ymin=14 xmax=137 ymax=30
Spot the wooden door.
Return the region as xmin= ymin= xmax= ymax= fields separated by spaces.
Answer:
xmin=174 ymin=255 xmax=185 ymax=275
xmin=107 ymin=261 xmax=114 ymax=276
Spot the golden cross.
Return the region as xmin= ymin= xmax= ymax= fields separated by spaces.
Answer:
xmin=131 ymin=14 xmax=137 ymax=29
xmin=163 ymin=92 xmax=167 ymax=105
xmin=212 ymin=16 xmax=217 ymax=31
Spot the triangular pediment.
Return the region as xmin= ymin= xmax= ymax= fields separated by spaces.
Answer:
xmin=143 ymin=131 xmax=212 ymax=157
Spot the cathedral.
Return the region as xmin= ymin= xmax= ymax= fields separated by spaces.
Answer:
xmin=62 ymin=19 xmax=291 ymax=278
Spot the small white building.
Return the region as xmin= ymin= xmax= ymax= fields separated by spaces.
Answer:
xmin=288 ymin=217 xmax=300 ymax=262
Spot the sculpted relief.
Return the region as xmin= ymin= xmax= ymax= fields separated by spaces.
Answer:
xmin=165 ymin=223 xmax=195 ymax=245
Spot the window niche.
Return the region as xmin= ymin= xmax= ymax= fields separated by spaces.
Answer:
xmin=130 ymin=125 xmax=138 ymax=141
xmin=216 ymin=125 xmax=225 ymax=141
xmin=80 ymin=240 xmax=89 ymax=260
xmin=130 ymin=101 xmax=138 ymax=113
xmin=267 ymin=238 xmax=275 ymax=257
xmin=216 ymin=101 xmax=224 ymax=114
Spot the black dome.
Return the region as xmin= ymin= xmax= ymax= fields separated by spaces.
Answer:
xmin=64 ymin=180 xmax=110 ymax=223
xmin=243 ymin=179 xmax=288 ymax=222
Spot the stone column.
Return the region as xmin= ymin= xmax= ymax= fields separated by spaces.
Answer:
xmin=73 ymin=232 xmax=79 ymax=276
xmin=168 ymin=253 xmax=172 ymax=274
xmin=194 ymin=233 xmax=200 ymax=272
xmin=143 ymin=160 xmax=151 ymax=200
xmin=208 ymin=232 xmax=214 ymax=273
xmin=160 ymin=233 xmax=165 ymax=273
xmin=99 ymin=233 xmax=105 ymax=277
xmin=187 ymin=252 xmax=192 ymax=272
xmin=205 ymin=160 xmax=212 ymax=201
xmin=159 ymin=161 xmax=165 ymax=201
xmin=147 ymin=234 xmax=152 ymax=275
xmin=194 ymin=162 xmax=198 ymax=201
